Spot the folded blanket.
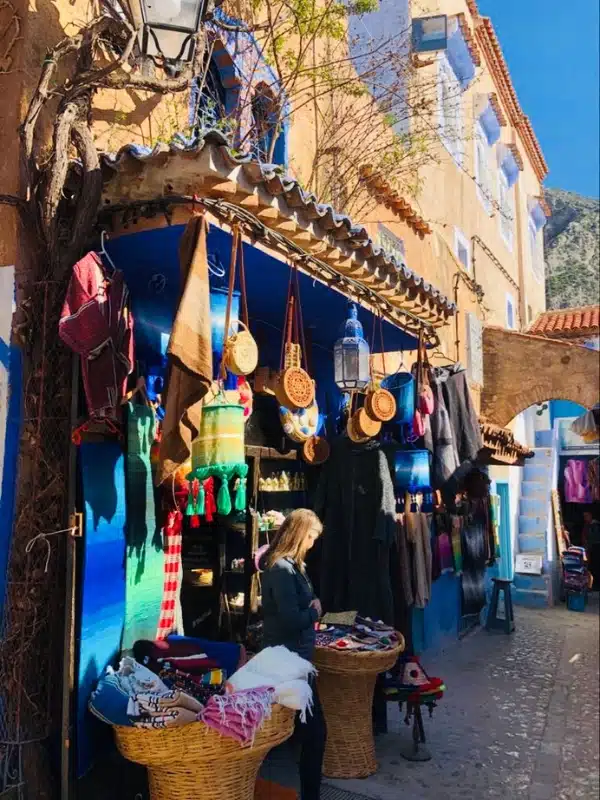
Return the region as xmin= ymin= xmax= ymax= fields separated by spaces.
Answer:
xmin=200 ymin=688 xmax=274 ymax=746
xmin=273 ymin=680 xmax=313 ymax=722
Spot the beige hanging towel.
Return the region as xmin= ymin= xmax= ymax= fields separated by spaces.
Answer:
xmin=158 ymin=214 xmax=213 ymax=484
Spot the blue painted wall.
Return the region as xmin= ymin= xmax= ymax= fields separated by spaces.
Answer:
xmin=412 ymin=573 xmax=461 ymax=654
xmin=0 ymin=266 xmax=22 ymax=624
xmin=550 ymin=400 xmax=586 ymax=428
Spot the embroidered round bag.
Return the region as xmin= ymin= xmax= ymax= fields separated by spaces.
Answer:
xmin=279 ymin=399 xmax=319 ymax=443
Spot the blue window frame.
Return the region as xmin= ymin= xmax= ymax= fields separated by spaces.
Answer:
xmin=196 ymin=59 xmax=228 ymax=129
xmin=412 ymin=15 xmax=448 ymax=53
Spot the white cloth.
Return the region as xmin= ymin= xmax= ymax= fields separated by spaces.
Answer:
xmin=228 ymin=646 xmax=315 ymax=721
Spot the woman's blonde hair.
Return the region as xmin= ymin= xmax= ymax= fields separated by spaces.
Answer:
xmin=264 ymin=508 xmax=322 ymax=570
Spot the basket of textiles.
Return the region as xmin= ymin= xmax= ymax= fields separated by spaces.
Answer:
xmin=90 ymin=639 xmax=314 ymax=800
xmin=313 ymin=615 xmax=405 ymax=779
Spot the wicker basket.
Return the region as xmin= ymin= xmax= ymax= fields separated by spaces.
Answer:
xmin=314 ymin=635 xmax=405 ymax=779
xmin=114 ymin=704 xmax=295 ymax=800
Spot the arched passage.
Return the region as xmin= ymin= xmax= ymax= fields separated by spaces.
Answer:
xmin=481 ymin=326 xmax=600 ymax=427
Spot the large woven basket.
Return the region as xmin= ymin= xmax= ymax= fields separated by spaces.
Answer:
xmin=114 ymin=704 xmax=295 ymax=800
xmin=314 ymin=635 xmax=405 ymax=779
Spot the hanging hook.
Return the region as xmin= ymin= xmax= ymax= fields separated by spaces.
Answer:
xmin=99 ymin=230 xmax=117 ymax=273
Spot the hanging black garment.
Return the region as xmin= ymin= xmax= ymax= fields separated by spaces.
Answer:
xmin=314 ymin=437 xmax=396 ymax=625
xmin=460 ymin=500 xmax=488 ymax=616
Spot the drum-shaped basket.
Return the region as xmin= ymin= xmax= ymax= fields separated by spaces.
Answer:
xmin=114 ymin=704 xmax=295 ymax=800
xmin=314 ymin=635 xmax=405 ymax=779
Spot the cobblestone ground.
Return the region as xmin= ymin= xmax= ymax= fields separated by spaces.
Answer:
xmin=264 ymin=596 xmax=600 ymax=800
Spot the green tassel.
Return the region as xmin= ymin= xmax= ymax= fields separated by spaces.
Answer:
xmin=217 ymin=479 xmax=232 ymax=516
xmin=196 ymin=482 xmax=206 ymax=516
xmin=185 ymin=488 xmax=195 ymax=517
xmin=234 ymin=477 xmax=246 ymax=512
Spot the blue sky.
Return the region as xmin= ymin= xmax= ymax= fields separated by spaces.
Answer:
xmin=478 ymin=0 xmax=599 ymax=198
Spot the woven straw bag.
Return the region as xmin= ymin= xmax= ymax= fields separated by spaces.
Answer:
xmin=365 ymin=386 xmax=396 ymax=422
xmin=223 ymin=321 xmax=258 ymax=376
xmin=353 ymin=407 xmax=381 ymax=439
xmin=302 ymin=435 xmax=330 ymax=465
xmin=276 ymin=279 xmax=315 ymax=409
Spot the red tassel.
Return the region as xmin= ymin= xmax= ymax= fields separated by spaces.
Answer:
xmin=204 ymin=477 xmax=216 ymax=523
xmin=190 ymin=515 xmax=200 ymax=529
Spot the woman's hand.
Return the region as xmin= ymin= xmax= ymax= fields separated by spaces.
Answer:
xmin=310 ymin=598 xmax=323 ymax=618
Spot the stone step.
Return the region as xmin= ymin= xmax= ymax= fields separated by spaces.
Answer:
xmin=530 ymin=448 xmax=553 ymax=466
xmin=519 ymin=514 xmax=547 ymax=533
xmin=521 ymin=481 xmax=548 ymax=500
xmin=520 ymin=496 xmax=547 ymax=517
xmin=524 ymin=464 xmax=552 ymax=484
xmin=517 ymin=532 xmax=546 ymax=553
xmin=513 ymin=587 xmax=550 ymax=608
xmin=535 ymin=430 xmax=553 ymax=448
xmin=513 ymin=572 xmax=549 ymax=592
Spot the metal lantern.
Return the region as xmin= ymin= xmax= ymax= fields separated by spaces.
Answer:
xmin=334 ymin=303 xmax=370 ymax=391
xmin=131 ymin=0 xmax=212 ymax=64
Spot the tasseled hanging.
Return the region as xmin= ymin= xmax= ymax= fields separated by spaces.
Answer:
xmin=196 ymin=481 xmax=206 ymax=516
xmin=234 ymin=477 xmax=247 ymax=512
xmin=190 ymin=478 xmax=201 ymax=528
xmin=217 ymin=477 xmax=232 ymax=516
xmin=204 ymin=477 xmax=216 ymax=523
xmin=185 ymin=480 xmax=195 ymax=517
xmin=410 ymin=493 xmax=419 ymax=513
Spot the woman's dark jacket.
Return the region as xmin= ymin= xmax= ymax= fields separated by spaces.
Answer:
xmin=261 ymin=556 xmax=318 ymax=661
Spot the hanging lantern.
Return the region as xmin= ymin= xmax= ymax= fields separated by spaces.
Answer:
xmin=334 ymin=303 xmax=370 ymax=391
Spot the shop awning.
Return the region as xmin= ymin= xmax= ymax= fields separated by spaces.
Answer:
xmin=479 ymin=418 xmax=533 ymax=467
xmin=98 ymin=133 xmax=456 ymax=333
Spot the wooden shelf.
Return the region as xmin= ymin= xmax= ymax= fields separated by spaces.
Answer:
xmin=246 ymin=445 xmax=297 ymax=461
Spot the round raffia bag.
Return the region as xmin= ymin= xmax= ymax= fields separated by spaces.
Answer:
xmin=221 ymin=225 xmax=258 ymax=378
xmin=364 ymin=312 xmax=396 ymax=423
xmin=302 ymin=435 xmax=330 ymax=465
xmin=352 ymin=407 xmax=382 ymax=439
xmin=223 ymin=321 xmax=258 ymax=376
xmin=275 ymin=276 xmax=314 ymax=409
xmin=365 ymin=386 xmax=396 ymax=422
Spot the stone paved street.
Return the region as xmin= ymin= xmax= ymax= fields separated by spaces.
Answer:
xmin=264 ymin=596 xmax=600 ymax=800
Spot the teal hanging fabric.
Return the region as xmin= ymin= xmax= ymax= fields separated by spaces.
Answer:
xmin=123 ymin=403 xmax=164 ymax=652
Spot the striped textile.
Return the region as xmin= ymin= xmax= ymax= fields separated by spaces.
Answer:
xmin=156 ymin=510 xmax=183 ymax=640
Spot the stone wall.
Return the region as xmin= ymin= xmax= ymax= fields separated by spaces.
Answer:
xmin=481 ymin=326 xmax=600 ymax=427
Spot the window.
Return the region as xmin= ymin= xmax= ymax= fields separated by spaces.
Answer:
xmin=252 ymin=83 xmax=286 ymax=165
xmin=474 ymin=123 xmax=493 ymax=214
xmin=528 ymin=218 xmax=544 ymax=284
xmin=378 ymin=225 xmax=406 ymax=265
xmin=196 ymin=59 xmax=227 ymax=129
xmin=454 ymin=227 xmax=470 ymax=272
xmin=412 ymin=15 xmax=448 ymax=53
xmin=498 ymin=170 xmax=514 ymax=250
xmin=506 ymin=293 xmax=516 ymax=330
xmin=438 ymin=55 xmax=463 ymax=165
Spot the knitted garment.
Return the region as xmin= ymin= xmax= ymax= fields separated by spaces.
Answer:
xmin=159 ymin=667 xmax=226 ymax=705
xmin=200 ymin=688 xmax=274 ymax=746
xmin=156 ymin=510 xmax=183 ymax=640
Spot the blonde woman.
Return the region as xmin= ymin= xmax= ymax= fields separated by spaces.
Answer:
xmin=260 ymin=509 xmax=326 ymax=800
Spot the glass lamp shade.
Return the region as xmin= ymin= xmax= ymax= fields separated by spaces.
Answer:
xmin=334 ymin=303 xmax=370 ymax=391
xmin=140 ymin=0 xmax=206 ymax=62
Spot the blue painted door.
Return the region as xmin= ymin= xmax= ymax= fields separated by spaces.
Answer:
xmin=496 ymin=482 xmax=513 ymax=580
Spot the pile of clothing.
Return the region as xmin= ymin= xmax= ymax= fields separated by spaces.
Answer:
xmin=315 ymin=615 xmax=399 ymax=652
xmin=561 ymin=547 xmax=591 ymax=593
xmin=89 ymin=637 xmax=314 ymax=746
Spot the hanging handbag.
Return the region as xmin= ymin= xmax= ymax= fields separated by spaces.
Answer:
xmin=364 ymin=313 xmax=396 ymax=423
xmin=416 ymin=331 xmax=435 ymax=416
xmin=275 ymin=267 xmax=315 ymax=409
xmin=221 ymin=226 xmax=259 ymax=378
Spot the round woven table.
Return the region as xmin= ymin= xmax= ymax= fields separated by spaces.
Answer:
xmin=114 ymin=704 xmax=295 ymax=800
xmin=314 ymin=636 xmax=405 ymax=779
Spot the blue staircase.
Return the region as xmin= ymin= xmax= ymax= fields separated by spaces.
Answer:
xmin=513 ymin=429 xmax=557 ymax=607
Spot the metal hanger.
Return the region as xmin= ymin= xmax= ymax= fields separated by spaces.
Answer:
xmin=98 ymin=229 xmax=117 ymax=274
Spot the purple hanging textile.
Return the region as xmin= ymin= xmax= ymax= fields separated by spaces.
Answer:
xmin=564 ymin=459 xmax=592 ymax=504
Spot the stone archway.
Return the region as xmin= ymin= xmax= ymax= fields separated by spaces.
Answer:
xmin=481 ymin=326 xmax=600 ymax=427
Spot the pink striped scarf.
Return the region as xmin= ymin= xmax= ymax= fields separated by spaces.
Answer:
xmin=200 ymin=688 xmax=274 ymax=746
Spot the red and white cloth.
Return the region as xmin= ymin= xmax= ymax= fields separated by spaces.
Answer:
xmin=156 ymin=510 xmax=184 ymax=640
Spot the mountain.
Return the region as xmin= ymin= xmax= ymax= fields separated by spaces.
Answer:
xmin=544 ymin=188 xmax=599 ymax=309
